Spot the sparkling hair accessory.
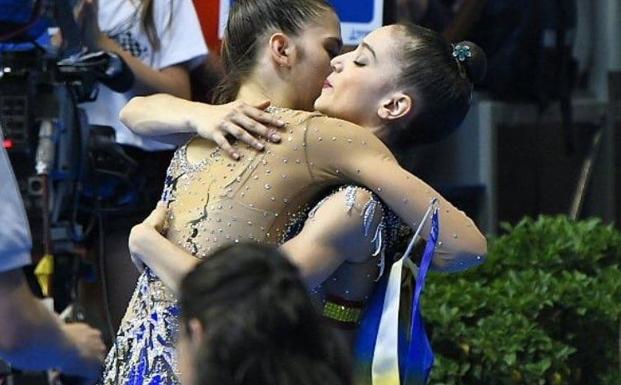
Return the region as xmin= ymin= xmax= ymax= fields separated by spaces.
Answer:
xmin=452 ymin=43 xmax=472 ymax=79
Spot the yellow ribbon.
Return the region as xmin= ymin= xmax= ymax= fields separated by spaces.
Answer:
xmin=34 ymin=253 xmax=54 ymax=297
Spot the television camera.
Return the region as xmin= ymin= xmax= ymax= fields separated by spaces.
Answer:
xmin=1 ymin=1 xmax=135 ymax=382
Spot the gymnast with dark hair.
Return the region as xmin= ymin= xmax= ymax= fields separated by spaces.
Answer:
xmin=105 ymin=0 xmax=488 ymax=384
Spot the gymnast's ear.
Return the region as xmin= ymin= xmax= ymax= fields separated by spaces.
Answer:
xmin=377 ymin=92 xmax=413 ymax=122
xmin=268 ymin=32 xmax=296 ymax=68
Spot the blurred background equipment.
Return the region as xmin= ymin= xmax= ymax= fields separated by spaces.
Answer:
xmin=1 ymin=2 xmax=142 ymax=382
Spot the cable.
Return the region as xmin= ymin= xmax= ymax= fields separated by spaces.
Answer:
xmin=97 ymin=212 xmax=115 ymax=340
xmin=66 ymin=85 xmax=86 ymax=243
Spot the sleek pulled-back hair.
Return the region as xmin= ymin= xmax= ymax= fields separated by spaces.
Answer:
xmin=395 ymin=23 xmax=487 ymax=144
xmin=213 ymin=0 xmax=335 ymax=104
xmin=180 ymin=242 xmax=351 ymax=385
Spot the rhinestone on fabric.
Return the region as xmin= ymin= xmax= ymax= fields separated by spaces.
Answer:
xmin=105 ymin=108 xmax=411 ymax=385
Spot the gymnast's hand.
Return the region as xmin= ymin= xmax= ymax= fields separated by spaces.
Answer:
xmin=129 ymin=202 xmax=168 ymax=273
xmin=121 ymin=95 xmax=285 ymax=155
xmin=193 ymin=100 xmax=285 ymax=160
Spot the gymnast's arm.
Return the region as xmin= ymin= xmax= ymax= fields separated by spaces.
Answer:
xmin=305 ymin=116 xmax=487 ymax=270
xmin=281 ymin=188 xmax=384 ymax=290
xmin=120 ymin=95 xmax=285 ymax=155
xmin=128 ymin=204 xmax=196 ymax=295
xmin=129 ymin=191 xmax=383 ymax=294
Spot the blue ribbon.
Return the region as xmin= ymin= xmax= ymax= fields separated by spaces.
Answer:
xmin=354 ymin=208 xmax=439 ymax=385
xmin=402 ymin=208 xmax=438 ymax=384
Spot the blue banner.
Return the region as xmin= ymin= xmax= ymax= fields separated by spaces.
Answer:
xmin=331 ymin=0 xmax=375 ymax=23
xmin=226 ymin=0 xmax=377 ymax=23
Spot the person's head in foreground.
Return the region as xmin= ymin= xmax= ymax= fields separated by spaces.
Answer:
xmin=215 ymin=0 xmax=486 ymax=146
xmin=178 ymin=242 xmax=351 ymax=385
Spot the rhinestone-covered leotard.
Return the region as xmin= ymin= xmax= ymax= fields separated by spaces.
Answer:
xmin=99 ymin=107 xmax=482 ymax=384
xmin=99 ymin=108 xmax=382 ymax=385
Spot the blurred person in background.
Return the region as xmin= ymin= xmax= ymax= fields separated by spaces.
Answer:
xmin=72 ymin=0 xmax=208 ymax=331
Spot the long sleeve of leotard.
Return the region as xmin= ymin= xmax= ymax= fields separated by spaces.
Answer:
xmin=303 ymin=115 xmax=486 ymax=270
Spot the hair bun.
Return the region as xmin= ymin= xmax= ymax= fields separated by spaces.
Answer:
xmin=453 ymin=41 xmax=487 ymax=84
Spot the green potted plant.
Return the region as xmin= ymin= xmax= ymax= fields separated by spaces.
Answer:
xmin=422 ymin=216 xmax=621 ymax=385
